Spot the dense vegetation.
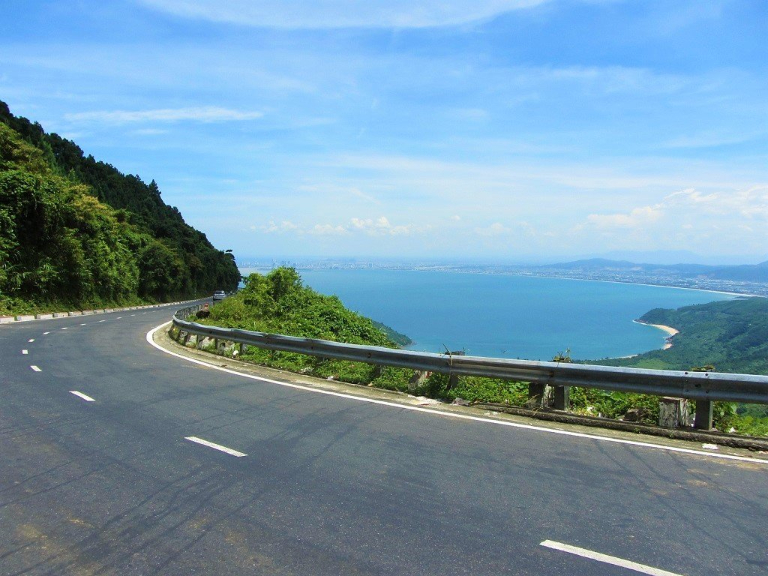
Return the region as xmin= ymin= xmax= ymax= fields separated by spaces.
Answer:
xmin=185 ymin=270 xmax=768 ymax=437
xmin=592 ymin=297 xmax=768 ymax=434
xmin=596 ymin=298 xmax=768 ymax=375
xmin=0 ymin=100 xmax=239 ymax=313
xmin=197 ymin=268 xmax=412 ymax=384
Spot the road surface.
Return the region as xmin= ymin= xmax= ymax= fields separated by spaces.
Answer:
xmin=1 ymin=304 xmax=767 ymax=575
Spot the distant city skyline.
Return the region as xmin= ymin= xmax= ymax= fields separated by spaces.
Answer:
xmin=1 ymin=0 xmax=766 ymax=263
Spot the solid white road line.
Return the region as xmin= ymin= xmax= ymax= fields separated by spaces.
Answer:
xmin=70 ymin=391 xmax=95 ymax=402
xmin=146 ymin=323 xmax=768 ymax=466
xmin=540 ymin=540 xmax=683 ymax=576
xmin=30 ymin=365 xmax=41 ymax=372
xmin=184 ymin=436 xmax=247 ymax=457
xmin=22 ymin=350 xmax=28 ymax=355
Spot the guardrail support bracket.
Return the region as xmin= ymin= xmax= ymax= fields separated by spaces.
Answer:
xmin=554 ymin=386 xmax=570 ymax=411
xmin=528 ymin=383 xmax=546 ymax=409
xmin=694 ymin=399 xmax=714 ymax=430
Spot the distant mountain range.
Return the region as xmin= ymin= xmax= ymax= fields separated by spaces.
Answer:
xmin=542 ymin=259 xmax=768 ymax=283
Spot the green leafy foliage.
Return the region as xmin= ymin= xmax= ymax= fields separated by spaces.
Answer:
xmin=198 ymin=269 xmax=399 ymax=382
xmin=597 ymin=298 xmax=768 ymax=375
xmin=0 ymin=101 xmax=239 ymax=313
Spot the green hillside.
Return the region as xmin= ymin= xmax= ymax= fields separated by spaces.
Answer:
xmin=0 ymin=101 xmax=239 ymax=313
xmin=593 ymin=297 xmax=768 ymax=376
xmin=195 ymin=268 xmax=410 ymax=384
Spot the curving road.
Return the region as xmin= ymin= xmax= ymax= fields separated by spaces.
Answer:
xmin=1 ymin=304 xmax=767 ymax=575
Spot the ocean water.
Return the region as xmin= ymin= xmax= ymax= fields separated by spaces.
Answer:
xmin=240 ymin=268 xmax=733 ymax=361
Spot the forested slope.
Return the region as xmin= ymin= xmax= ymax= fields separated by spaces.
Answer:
xmin=0 ymin=101 xmax=239 ymax=313
xmin=594 ymin=297 xmax=768 ymax=375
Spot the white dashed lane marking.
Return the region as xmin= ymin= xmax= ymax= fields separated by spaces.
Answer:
xmin=184 ymin=436 xmax=247 ymax=458
xmin=22 ymin=350 xmax=28 ymax=355
xmin=43 ymin=331 xmax=50 ymax=335
xmin=540 ymin=541 xmax=683 ymax=576
xmin=98 ymin=320 xmax=106 ymax=323
xmin=70 ymin=391 xmax=95 ymax=402
xmin=30 ymin=366 xmax=41 ymax=372
xmin=28 ymin=339 xmax=34 ymax=343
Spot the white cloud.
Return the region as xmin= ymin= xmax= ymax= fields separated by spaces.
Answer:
xmin=309 ymin=224 xmax=349 ymax=236
xmin=137 ymin=0 xmax=549 ymax=29
xmin=350 ymin=216 xmax=428 ymax=236
xmin=65 ymin=106 xmax=263 ymax=125
xmin=585 ymin=206 xmax=664 ymax=229
xmin=475 ymin=222 xmax=513 ymax=237
xmin=571 ymin=185 xmax=768 ymax=255
xmin=260 ymin=220 xmax=300 ymax=233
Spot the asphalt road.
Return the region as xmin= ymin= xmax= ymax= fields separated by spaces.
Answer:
xmin=1 ymin=304 xmax=767 ymax=575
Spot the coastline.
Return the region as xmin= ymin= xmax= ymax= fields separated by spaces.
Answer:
xmin=242 ymin=265 xmax=764 ymax=299
xmin=634 ymin=320 xmax=679 ymax=350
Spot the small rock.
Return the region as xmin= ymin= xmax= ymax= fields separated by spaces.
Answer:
xmin=623 ymin=408 xmax=646 ymax=422
xmin=452 ymin=397 xmax=470 ymax=406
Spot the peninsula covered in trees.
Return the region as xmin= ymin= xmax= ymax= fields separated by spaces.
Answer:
xmin=0 ymin=100 xmax=240 ymax=314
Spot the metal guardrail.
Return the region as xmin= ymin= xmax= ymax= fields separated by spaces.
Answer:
xmin=172 ymin=305 xmax=768 ymax=430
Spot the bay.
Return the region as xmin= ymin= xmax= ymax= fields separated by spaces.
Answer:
xmin=240 ymin=268 xmax=733 ymax=361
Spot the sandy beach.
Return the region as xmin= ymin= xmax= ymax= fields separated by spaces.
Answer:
xmin=634 ymin=320 xmax=679 ymax=349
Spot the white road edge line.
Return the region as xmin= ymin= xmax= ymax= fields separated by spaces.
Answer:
xmin=146 ymin=322 xmax=768 ymax=466
xmin=540 ymin=540 xmax=683 ymax=576
xmin=70 ymin=391 xmax=95 ymax=402
xmin=30 ymin=365 xmax=41 ymax=372
xmin=184 ymin=436 xmax=247 ymax=457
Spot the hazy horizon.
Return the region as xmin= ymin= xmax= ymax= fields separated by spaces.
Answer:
xmin=237 ymin=250 xmax=768 ymax=267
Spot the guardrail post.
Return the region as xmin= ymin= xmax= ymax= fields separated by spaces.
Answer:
xmin=554 ymin=386 xmax=570 ymax=411
xmin=408 ymin=371 xmax=428 ymax=392
xmin=659 ymin=397 xmax=691 ymax=428
xmin=694 ymin=399 xmax=714 ymax=430
xmin=527 ymin=383 xmax=546 ymax=409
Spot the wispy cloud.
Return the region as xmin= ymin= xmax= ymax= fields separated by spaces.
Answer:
xmin=573 ymin=185 xmax=768 ymax=253
xmin=585 ymin=206 xmax=664 ymax=230
xmin=65 ymin=106 xmax=264 ymax=125
xmin=137 ymin=0 xmax=550 ymax=29
xmin=255 ymin=216 xmax=429 ymax=237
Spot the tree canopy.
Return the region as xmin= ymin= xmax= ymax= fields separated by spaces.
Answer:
xmin=0 ymin=101 xmax=240 ymax=312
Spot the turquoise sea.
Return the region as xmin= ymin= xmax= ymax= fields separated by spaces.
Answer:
xmin=240 ymin=268 xmax=733 ymax=361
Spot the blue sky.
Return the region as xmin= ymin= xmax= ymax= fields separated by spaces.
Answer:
xmin=1 ymin=0 xmax=766 ymax=263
